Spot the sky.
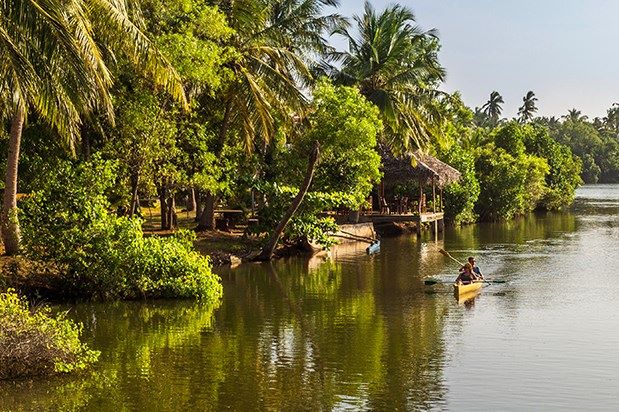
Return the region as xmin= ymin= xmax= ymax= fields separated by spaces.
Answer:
xmin=330 ymin=0 xmax=619 ymax=119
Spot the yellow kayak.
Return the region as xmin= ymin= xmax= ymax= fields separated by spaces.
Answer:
xmin=453 ymin=281 xmax=484 ymax=296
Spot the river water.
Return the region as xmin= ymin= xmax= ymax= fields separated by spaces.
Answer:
xmin=1 ymin=185 xmax=618 ymax=411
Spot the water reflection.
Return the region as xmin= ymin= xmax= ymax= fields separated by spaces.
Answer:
xmin=2 ymin=185 xmax=618 ymax=410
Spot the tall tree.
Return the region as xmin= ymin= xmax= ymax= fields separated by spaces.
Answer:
xmin=603 ymin=103 xmax=619 ymax=137
xmin=481 ymin=91 xmax=504 ymax=126
xmin=326 ymin=1 xmax=446 ymax=153
xmin=196 ymin=0 xmax=344 ymax=230
xmin=0 ymin=0 xmax=185 ymax=255
xmin=518 ymin=91 xmax=538 ymax=123
xmin=562 ymin=108 xmax=587 ymax=123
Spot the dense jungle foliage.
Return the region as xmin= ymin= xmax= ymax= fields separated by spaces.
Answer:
xmin=0 ymin=0 xmax=596 ymax=290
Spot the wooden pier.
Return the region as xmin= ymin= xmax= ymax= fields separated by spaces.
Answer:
xmin=365 ymin=212 xmax=444 ymax=224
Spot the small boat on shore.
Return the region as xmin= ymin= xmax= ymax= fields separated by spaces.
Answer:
xmin=366 ymin=240 xmax=380 ymax=255
xmin=453 ymin=281 xmax=484 ymax=296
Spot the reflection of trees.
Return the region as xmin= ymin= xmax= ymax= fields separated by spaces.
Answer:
xmin=3 ymin=244 xmax=451 ymax=410
xmin=210 ymin=248 xmax=450 ymax=410
xmin=0 ymin=300 xmax=221 ymax=411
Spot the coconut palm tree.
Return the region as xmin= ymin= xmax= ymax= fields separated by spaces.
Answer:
xmin=517 ymin=91 xmax=538 ymax=123
xmin=562 ymin=109 xmax=588 ymax=123
xmin=324 ymin=1 xmax=446 ymax=153
xmin=481 ymin=91 xmax=504 ymax=126
xmin=195 ymin=0 xmax=344 ymax=230
xmin=603 ymin=103 xmax=619 ymax=136
xmin=208 ymin=0 xmax=343 ymax=152
xmin=0 ymin=0 xmax=185 ymax=255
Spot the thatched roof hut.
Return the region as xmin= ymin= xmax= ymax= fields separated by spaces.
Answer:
xmin=379 ymin=146 xmax=461 ymax=189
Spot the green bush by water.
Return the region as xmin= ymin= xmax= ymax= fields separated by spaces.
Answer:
xmin=0 ymin=289 xmax=99 ymax=379
xmin=19 ymin=158 xmax=222 ymax=301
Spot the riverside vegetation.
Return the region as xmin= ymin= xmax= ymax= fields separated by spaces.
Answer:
xmin=0 ymin=0 xmax=603 ymax=378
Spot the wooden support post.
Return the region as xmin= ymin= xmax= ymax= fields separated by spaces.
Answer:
xmin=432 ymin=176 xmax=438 ymax=241
xmin=440 ymin=188 xmax=444 ymax=211
xmin=417 ymin=177 xmax=423 ymax=237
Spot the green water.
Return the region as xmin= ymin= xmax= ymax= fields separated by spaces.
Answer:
xmin=1 ymin=185 xmax=618 ymax=411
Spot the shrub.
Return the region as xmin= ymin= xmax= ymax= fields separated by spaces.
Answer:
xmin=19 ymin=158 xmax=222 ymax=301
xmin=0 ymin=289 xmax=99 ymax=379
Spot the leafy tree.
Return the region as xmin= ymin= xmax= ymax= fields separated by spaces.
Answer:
xmin=523 ymin=125 xmax=582 ymax=209
xmin=474 ymin=147 xmax=547 ymax=220
xmin=518 ymin=91 xmax=538 ymax=123
xmin=327 ymin=1 xmax=446 ymax=152
xmin=295 ymin=80 xmax=382 ymax=203
xmin=196 ymin=0 xmax=345 ymax=230
xmin=253 ymin=80 xmax=382 ymax=249
xmin=0 ymin=0 xmax=185 ymax=255
xmin=19 ymin=158 xmax=222 ymax=300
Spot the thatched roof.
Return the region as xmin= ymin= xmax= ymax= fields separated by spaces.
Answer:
xmin=380 ymin=146 xmax=461 ymax=189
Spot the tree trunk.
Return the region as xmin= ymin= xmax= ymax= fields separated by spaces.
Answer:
xmin=255 ymin=141 xmax=320 ymax=261
xmin=187 ymin=187 xmax=196 ymax=212
xmin=195 ymin=102 xmax=232 ymax=231
xmin=194 ymin=190 xmax=203 ymax=222
xmin=1 ymin=108 xmax=25 ymax=255
xmin=196 ymin=193 xmax=216 ymax=231
xmin=129 ymin=170 xmax=140 ymax=218
xmin=158 ymin=182 xmax=169 ymax=230
xmin=167 ymin=195 xmax=177 ymax=229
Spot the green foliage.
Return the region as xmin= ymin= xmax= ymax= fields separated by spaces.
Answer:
xmin=251 ymin=81 xmax=382 ymax=248
xmin=330 ymin=2 xmax=446 ymax=151
xmin=435 ymin=93 xmax=479 ymax=224
xmin=493 ymin=122 xmax=526 ymax=156
xmin=523 ymin=125 xmax=582 ymax=209
xmin=546 ymin=112 xmax=619 ymax=183
xmin=251 ymin=183 xmax=356 ymax=248
xmin=470 ymin=121 xmax=581 ymax=220
xmin=438 ymin=145 xmax=479 ymax=224
xmin=297 ymin=80 xmax=383 ymax=205
xmin=0 ymin=289 xmax=99 ymax=379
xmin=19 ymin=159 xmax=222 ymax=300
xmin=143 ymin=0 xmax=235 ymax=93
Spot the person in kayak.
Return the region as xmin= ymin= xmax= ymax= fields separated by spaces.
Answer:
xmin=468 ymin=256 xmax=484 ymax=280
xmin=455 ymin=263 xmax=477 ymax=284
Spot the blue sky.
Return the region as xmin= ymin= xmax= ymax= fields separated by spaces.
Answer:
xmin=330 ymin=0 xmax=619 ymax=119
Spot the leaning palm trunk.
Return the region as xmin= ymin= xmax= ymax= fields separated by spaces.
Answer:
xmin=1 ymin=108 xmax=25 ymax=255
xmin=255 ymin=142 xmax=320 ymax=261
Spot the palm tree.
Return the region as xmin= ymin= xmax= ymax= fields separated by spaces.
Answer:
xmin=481 ymin=91 xmax=504 ymax=126
xmin=562 ymin=109 xmax=588 ymax=123
xmin=325 ymin=1 xmax=446 ymax=153
xmin=0 ymin=0 xmax=185 ymax=255
xmin=196 ymin=0 xmax=344 ymax=230
xmin=207 ymin=0 xmax=343 ymax=151
xmin=517 ymin=91 xmax=538 ymax=123
xmin=603 ymin=103 xmax=619 ymax=136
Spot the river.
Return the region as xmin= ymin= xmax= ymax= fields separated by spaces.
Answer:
xmin=1 ymin=185 xmax=618 ymax=411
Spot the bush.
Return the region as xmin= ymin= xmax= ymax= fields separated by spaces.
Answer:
xmin=437 ymin=144 xmax=479 ymax=224
xmin=20 ymin=158 xmax=222 ymax=301
xmin=0 ymin=289 xmax=99 ymax=379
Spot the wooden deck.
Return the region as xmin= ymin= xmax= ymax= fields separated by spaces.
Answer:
xmin=363 ymin=212 xmax=444 ymax=224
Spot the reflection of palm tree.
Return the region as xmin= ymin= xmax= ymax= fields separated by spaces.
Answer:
xmin=517 ymin=91 xmax=538 ymax=123
xmin=481 ymin=91 xmax=504 ymax=125
xmin=327 ymin=1 xmax=446 ymax=152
